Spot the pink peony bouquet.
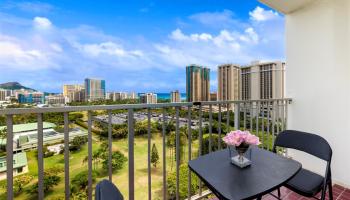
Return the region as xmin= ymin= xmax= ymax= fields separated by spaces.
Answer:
xmin=223 ymin=130 xmax=261 ymax=147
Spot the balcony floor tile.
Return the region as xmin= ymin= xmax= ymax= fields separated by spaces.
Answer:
xmin=209 ymin=184 xmax=350 ymax=200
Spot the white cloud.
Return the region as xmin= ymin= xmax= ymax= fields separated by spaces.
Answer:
xmin=239 ymin=28 xmax=259 ymax=44
xmin=0 ymin=6 xmax=284 ymax=92
xmin=249 ymin=6 xmax=279 ymax=22
xmin=2 ymin=1 xmax=54 ymax=14
xmin=170 ymin=29 xmax=188 ymax=41
xmin=50 ymin=43 xmax=62 ymax=52
xmin=170 ymin=29 xmax=214 ymax=42
xmin=33 ymin=16 xmax=52 ymax=29
xmin=77 ymin=42 xmax=145 ymax=60
xmin=0 ymin=40 xmax=54 ymax=70
xmin=189 ymin=10 xmax=239 ymax=28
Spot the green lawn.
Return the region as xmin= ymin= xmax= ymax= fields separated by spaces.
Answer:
xmin=2 ymin=132 xmax=197 ymax=200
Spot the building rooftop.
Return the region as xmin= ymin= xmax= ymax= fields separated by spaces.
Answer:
xmin=0 ymin=152 xmax=27 ymax=172
xmin=0 ymin=122 xmax=56 ymax=133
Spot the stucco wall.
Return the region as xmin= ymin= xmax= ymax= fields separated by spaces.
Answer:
xmin=286 ymin=0 xmax=350 ymax=186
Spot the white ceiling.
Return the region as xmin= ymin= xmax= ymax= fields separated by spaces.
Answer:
xmin=258 ymin=0 xmax=317 ymax=14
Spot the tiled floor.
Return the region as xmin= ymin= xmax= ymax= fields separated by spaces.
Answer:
xmin=262 ymin=185 xmax=350 ymax=200
xmin=210 ymin=184 xmax=350 ymax=200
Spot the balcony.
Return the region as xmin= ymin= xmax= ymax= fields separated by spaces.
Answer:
xmin=0 ymin=99 xmax=293 ymax=199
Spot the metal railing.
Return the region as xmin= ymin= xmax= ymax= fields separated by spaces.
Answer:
xmin=0 ymin=98 xmax=291 ymax=200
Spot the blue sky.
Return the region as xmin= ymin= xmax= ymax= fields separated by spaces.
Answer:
xmin=0 ymin=0 xmax=285 ymax=93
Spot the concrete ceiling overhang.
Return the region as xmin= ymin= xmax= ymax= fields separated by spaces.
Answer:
xmin=258 ymin=0 xmax=317 ymax=14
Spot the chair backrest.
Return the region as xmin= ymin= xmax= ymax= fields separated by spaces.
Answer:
xmin=274 ymin=130 xmax=332 ymax=162
xmin=95 ymin=179 xmax=124 ymax=200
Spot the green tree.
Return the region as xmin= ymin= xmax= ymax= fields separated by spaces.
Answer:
xmin=70 ymin=170 xmax=97 ymax=195
xmin=167 ymin=165 xmax=199 ymax=200
xmin=102 ymin=151 xmax=127 ymax=172
xmin=26 ymin=173 xmax=61 ymax=194
xmin=151 ymin=143 xmax=159 ymax=168
xmin=0 ymin=127 xmax=6 ymax=139
xmin=201 ymin=134 xmax=227 ymax=155
xmin=135 ymin=120 xmax=149 ymax=136
xmin=70 ymin=136 xmax=88 ymax=151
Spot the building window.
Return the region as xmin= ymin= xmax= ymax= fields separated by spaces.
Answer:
xmin=0 ymin=163 xmax=3 ymax=167
xmin=17 ymin=167 xmax=23 ymax=173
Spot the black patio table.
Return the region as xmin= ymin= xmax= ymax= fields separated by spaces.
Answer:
xmin=188 ymin=147 xmax=301 ymax=200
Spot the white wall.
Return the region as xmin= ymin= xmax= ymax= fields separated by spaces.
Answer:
xmin=286 ymin=0 xmax=350 ymax=186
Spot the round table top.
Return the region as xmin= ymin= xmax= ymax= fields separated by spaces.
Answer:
xmin=188 ymin=147 xmax=301 ymax=200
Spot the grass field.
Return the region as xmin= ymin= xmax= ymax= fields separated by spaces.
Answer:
xmin=1 ymin=132 xmax=197 ymax=200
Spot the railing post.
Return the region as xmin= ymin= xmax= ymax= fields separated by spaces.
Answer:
xmin=234 ymin=103 xmax=240 ymax=130
xmin=198 ymin=104 xmax=203 ymax=195
xmin=267 ymin=102 xmax=271 ymax=150
xmin=261 ymin=102 xmax=265 ymax=149
xmin=6 ymin=115 xmax=13 ymax=200
xmin=128 ymin=109 xmax=135 ymax=200
xmin=175 ymin=107 xmax=180 ymax=200
xmin=243 ymin=103 xmax=247 ymax=130
xmin=250 ymin=103 xmax=253 ymax=133
xmin=285 ymin=99 xmax=289 ymax=130
xmin=37 ymin=113 xmax=44 ymax=200
xmin=162 ymin=109 xmax=167 ymax=200
xmin=226 ymin=104 xmax=230 ymax=132
xmin=218 ymin=104 xmax=222 ymax=150
xmin=64 ymin=112 xmax=70 ymax=200
xmin=209 ymin=104 xmax=213 ymax=153
xmin=147 ymin=108 xmax=152 ymax=200
xmin=187 ymin=105 xmax=192 ymax=199
xmin=107 ymin=110 xmax=113 ymax=182
xmin=87 ymin=111 xmax=93 ymax=200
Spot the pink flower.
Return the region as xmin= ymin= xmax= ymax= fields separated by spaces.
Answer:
xmin=222 ymin=130 xmax=260 ymax=146
xmin=245 ymin=133 xmax=261 ymax=145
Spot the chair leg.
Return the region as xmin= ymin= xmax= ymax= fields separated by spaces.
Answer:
xmin=328 ymin=180 xmax=333 ymax=200
xmin=278 ymin=188 xmax=281 ymax=198
xmin=321 ymin=188 xmax=327 ymax=200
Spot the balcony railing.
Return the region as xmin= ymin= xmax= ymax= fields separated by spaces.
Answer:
xmin=0 ymin=98 xmax=291 ymax=200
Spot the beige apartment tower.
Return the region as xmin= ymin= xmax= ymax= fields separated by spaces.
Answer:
xmin=217 ymin=64 xmax=241 ymax=101
xmin=140 ymin=93 xmax=157 ymax=104
xmin=186 ymin=65 xmax=210 ymax=102
xmin=62 ymin=84 xmax=85 ymax=102
xmin=241 ymin=61 xmax=285 ymax=100
xmin=170 ymin=90 xmax=181 ymax=103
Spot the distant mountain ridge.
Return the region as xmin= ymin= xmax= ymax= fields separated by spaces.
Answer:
xmin=0 ymin=82 xmax=36 ymax=91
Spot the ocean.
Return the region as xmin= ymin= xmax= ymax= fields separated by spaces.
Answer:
xmin=138 ymin=93 xmax=186 ymax=100
xmin=157 ymin=93 xmax=186 ymax=100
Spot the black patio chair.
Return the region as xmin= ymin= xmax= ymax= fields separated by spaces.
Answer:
xmin=273 ymin=130 xmax=333 ymax=200
xmin=95 ymin=179 xmax=124 ymax=200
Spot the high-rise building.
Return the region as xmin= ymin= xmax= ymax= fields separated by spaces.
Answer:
xmin=128 ymin=92 xmax=137 ymax=99
xmin=46 ymin=95 xmax=67 ymax=105
xmin=210 ymin=92 xmax=217 ymax=101
xmin=241 ymin=61 xmax=285 ymax=100
xmin=217 ymin=64 xmax=241 ymax=101
xmin=0 ymin=89 xmax=13 ymax=101
xmin=140 ymin=93 xmax=157 ymax=104
xmin=170 ymin=90 xmax=181 ymax=103
xmin=63 ymin=85 xmax=85 ymax=102
xmin=84 ymin=78 xmax=106 ymax=101
xmin=17 ymin=91 xmax=44 ymax=104
xmin=186 ymin=65 xmax=210 ymax=102
xmin=108 ymin=92 xmax=128 ymax=101
xmin=0 ymin=90 xmax=7 ymax=101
